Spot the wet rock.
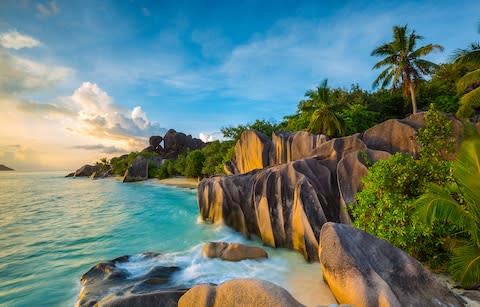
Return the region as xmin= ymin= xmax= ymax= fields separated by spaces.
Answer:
xmin=202 ymin=242 xmax=268 ymax=261
xmin=178 ymin=279 xmax=304 ymax=307
xmin=319 ymin=222 xmax=464 ymax=307
xmin=75 ymin=253 xmax=186 ymax=307
xmin=198 ymin=158 xmax=340 ymax=262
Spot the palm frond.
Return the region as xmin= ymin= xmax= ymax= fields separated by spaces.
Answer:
xmin=449 ymin=241 xmax=480 ymax=288
xmin=372 ymin=67 xmax=393 ymax=88
xmin=457 ymin=87 xmax=480 ymax=118
xmin=373 ymin=55 xmax=398 ymax=69
xmin=453 ymin=47 xmax=480 ymax=65
xmin=456 ymin=69 xmax=480 ymax=94
xmin=371 ymin=43 xmax=395 ymax=56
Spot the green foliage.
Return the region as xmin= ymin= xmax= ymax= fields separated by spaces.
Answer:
xmin=415 ymin=138 xmax=480 ymax=287
xmin=110 ymin=151 xmax=160 ymax=176
xmin=221 ymin=119 xmax=280 ymax=141
xmin=174 ymin=154 xmax=186 ymax=175
xmin=352 ymin=107 xmax=455 ymax=261
xmin=456 ymin=69 xmax=480 ymax=119
xmin=338 ymin=104 xmax=380 ymax=135
xmin=184 ymin=150 xmax=206 ymax=178
xmin=201 ymin=140 xmax=235 ymax=176
xmin=96 ymin=157 xmax=111 ymax=173
xmin=371 ymin=25 xmax=443 ymax=114
xmin=299 ymin=79 xmax=345 ymax=137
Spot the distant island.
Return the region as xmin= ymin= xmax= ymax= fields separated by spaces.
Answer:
xmin=0 ymin=164 xmax=14 ymax=171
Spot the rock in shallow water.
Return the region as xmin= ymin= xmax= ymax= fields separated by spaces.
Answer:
xmin=202 ymin=242 xmax=268 ymax=261
xmin=178 ymin=278 xmax=304 ymax=307
xmin=319 ymin=222 xmax=464 ymax=307
xmin=75 ymin=253 xmax=188 ymax=307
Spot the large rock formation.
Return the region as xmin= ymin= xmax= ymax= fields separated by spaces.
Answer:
xmin=319 ymin=222 xmax=464 ymax=307
xmin=76 ymin=253 xmax=188 ymax=307
xmin=272 ymin=131 xmax=328 ymax=165
xmin=199 ymin=158 xmax=341 ymax=262
xmin=67 ymin=164 xmax=99 ymax=177
xmin=163 ymin=129 xmax=205 ymax=159
xmin=178 ymin=279 xmax=304 ymax=307
xmin=202 ymin=242 xmax=268 ymax=261
xmin=230 ymin=130 xmax=273 ymax=174
xmin=123 ymin=156 xmax=149 ymax=182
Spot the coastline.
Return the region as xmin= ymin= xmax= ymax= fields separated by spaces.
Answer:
xmin=156 ymin=176 xmax=199 ymax=189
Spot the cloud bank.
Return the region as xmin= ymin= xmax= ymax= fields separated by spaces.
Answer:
xmin=0 ymin=31 xmax=41 ymax=49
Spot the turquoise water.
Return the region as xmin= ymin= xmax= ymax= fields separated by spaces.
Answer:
xmin=0 ymin=172 xmax=333 ymax=307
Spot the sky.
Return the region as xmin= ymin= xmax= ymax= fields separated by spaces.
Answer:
xmin=0 ymin=0 xmax=478 ymax=171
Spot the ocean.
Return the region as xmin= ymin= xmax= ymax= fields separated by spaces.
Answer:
xmin=0 ymin=171 xmax=335 ymax=306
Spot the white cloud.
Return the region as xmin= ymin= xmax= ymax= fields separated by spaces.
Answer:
xmin=0 ymin=31 xmax=41 ymax=49
xmin=70 ymin=144 xmax=127 ymax=154
xmin=66 ymin=82 xmax=166 ymax=146
xmin=199 ymin=132 xmax=223 ymax=143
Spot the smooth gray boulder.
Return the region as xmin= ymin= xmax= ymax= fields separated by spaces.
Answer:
xmin=319 ymin=222 xmax=464 ymax=307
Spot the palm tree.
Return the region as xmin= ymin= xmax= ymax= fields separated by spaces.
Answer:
xmin=415 ymin=138 xmax=480 ymax=288
xmin=371 ymin=25 xmax=444 ymax=114
xmin=452 ymin=22 xmax=480 ymax=65
xmin=299 ymin=79 xmax=345 ymax=137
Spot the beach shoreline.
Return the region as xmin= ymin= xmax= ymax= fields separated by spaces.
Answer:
xmin=155 ymin=176 xmax=199 ymax=189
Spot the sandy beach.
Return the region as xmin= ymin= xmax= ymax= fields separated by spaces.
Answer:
xmin=156 ymin=176 xmax=199 ymax=189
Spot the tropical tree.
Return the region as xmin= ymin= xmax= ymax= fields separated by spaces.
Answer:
xmin=452 ymin=22 xmax=480 ymax=65
xmin=371 ymin=25 xmax=444 ymax=114
xmin=415 ymin=138 xmax=480 ymax=288
xmin=456 ymin=69 xmax=480 ymax=118
xmin=300 ymin=79 xmax=345 ymax=137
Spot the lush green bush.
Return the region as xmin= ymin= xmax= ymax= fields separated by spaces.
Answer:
xmin=351 ymin=106 xmax=456 ymax=262
xmin=110 ymin=151 xmax=160 ymax=176
xmin=201 ymin=140 xmax=235 ymax=176
xmin=184 ymin=150 xmax=205 ymax=178
xmin=174 ymin=154 xmax=186 ymax=175
xmin=338 ymin=104 xmax=380 ymax=135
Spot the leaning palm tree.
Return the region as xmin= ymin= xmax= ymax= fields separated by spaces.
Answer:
xmin=415 ymin=138 xmax=480 ymax=288
xmin=371 ymin=25 xmax=444 ymax=114
xmin=300 ymin=79 xmax=344 ymax=137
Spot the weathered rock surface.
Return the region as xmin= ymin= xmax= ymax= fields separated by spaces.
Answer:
xmin=163 ymin=129 xmax=205 ymax=159
xmin=336 ymin=149 xmax=391 ymax=223
xmin=319 ymin=222 xmax=464 ymax=307
xmin=272 ymin=131 xmax=328 ymax=164
xmin=123 ymin=156 xmax=148 ymax=182
xmin=71 ymin=164 xmax=99 ymax=177
xmin=75 ymin=253 xmax=188 ymax=307
xmin=230 ymin=130 xmax=273 ymax=174
xmin=199 ymin=158 xmax=340 ymax=261
xmin=89 ymin=168 xmax=112 ymax=179
xmin=178 ymin=279 xmax=304 ymax=307
xmin=202 ymin=242 xmax=268 ymax=261
xmin=362 ymin=118 xmax=420 ymax=155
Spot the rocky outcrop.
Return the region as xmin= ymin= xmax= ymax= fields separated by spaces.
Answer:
xmin=123 ymin=156 xmax=149 ymax=182
xmin=89 ymin=168 xmax=112 ymax=179
xmin=230 ymin=130 xmax=273 ymax=174
xmin=178 ymin=279 xmax=304 ymax=307
xmin=319 ymin=222 xmax=464 ymax=307
xmin=336 ymin=149 xmax=391 ymax=223
xmin=69 ymin=164 xmax=99 ymax=177
xmin=0 ymin=164 xmax=14 ymax=171
xmin=199 ymin=158 xmax=341 ymax=262
xmin=202 ymin=242 xmax=268 ymax=261
xmin=76 ymin=253 xmax=188 ymax=307
xmin=272 ymin=131 xmax=328 ymax=164
xmin=163 ymin=129 xmax=205 ymax=159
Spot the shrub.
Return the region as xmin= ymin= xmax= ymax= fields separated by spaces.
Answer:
xmin=184 ymin=150 xmax=205 ymax=178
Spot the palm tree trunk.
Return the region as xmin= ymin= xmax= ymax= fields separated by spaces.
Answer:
xmin=409 ymin=83 xmax=417 ymax=114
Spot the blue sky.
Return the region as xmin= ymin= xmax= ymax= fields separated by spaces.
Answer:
xmin=0 ymin=0 xmax=478 ymax=170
